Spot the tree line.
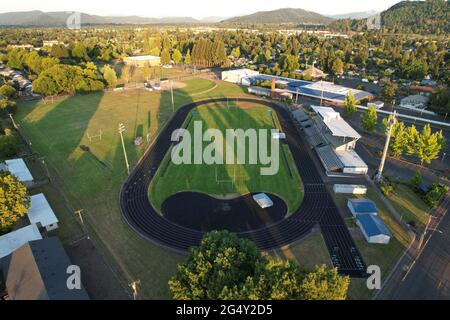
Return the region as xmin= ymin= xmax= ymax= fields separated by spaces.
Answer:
xmin=169 ymin=231 xmax=349 ymax=300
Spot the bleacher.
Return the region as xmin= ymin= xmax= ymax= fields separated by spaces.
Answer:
xmin=292 ymin=109 xmax=309 ymax=123
xmin=315 ymin=145 xmax=344 ymax=172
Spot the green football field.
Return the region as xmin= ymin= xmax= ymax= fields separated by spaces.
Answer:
xmin=148 ymin=101 xmax=304 ymax=213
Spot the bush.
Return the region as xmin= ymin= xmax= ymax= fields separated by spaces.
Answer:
xmin=380 ymin=181 xmax=394 ymax=196
xmin=0 ymin=99 xmax=17 ymax=116
xmin=424 ymin=183 xmax=448 ymax=208
xmin=0 ymin=135 xmax=20 ymax=158
xmin=411 ymin=170 xmax=423 ymax=187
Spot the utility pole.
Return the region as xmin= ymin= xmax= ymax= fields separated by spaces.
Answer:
xmin=118 ymin=123 xmax=130 ymax=175
xmin=374 ymin=111 xmax=397 ymax=183
xmin=129 ymin=280 xmax=140 ymax=300
xmin=170 ymin=80 xmax=174 ymax=113
xmin=75 ymin=209 xmax=84 ymax=225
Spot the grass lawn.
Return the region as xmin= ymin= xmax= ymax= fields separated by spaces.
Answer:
xmin=268 ymin=231 xmax=332 ymax=271
xmin=13 ymin=79 xmax=260 ymax=299
xmin=148 ymin=101 xmax=304 ymax=213
xmin=388 ymin=183 xmax=430 ymax=227
xmin=330 ymin=186 xmax=412 ymax=300
xmin=175 ymin=78 xmax=217 ymax=96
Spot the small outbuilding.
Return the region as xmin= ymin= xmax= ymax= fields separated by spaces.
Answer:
xmin=272 ymin=132 xmax=286 ymax=140
xmin=253 ymin=193 xmax=273 ymax=209
xmin=368 ymin=101 xmax=385 ymax=109
xmin=27 ymin=194 xmax=59 ymax=232
xmin=347 ymin=198 xmax=378 ymax=217
xmin=356 ymin=214 xmax=391 ymax=244
xmin=0 ymin=224 xmax=42 ymax=259
xmin=2 ymin=158 xmax=34 ymax=187
xmin=333 ymin=184 xmax=367 ymax=195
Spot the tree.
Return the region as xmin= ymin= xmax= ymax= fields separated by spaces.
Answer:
xmin=0 ymin=171 xmax=30 ymax=232
xmin=7 ymin=49 xmax=27 ymax=70
xmin=415 ymin=124 xmax=445 ymax=165
xmin=172 ymin=49 xmax=182 ymax=65
xmin=50 ymin=44 xmax=69 ymax=59
xmin=390 ymin=122 xmax=406 ymax=157
xmin=168 ymin=230 xmax=262 ymax=300
xmin=381 ymin=81 xmax=398 ymax=102
xmin=102 ymin=65 xmax=117 ymax=88
xmin=0 ymin=84 xmax=16 ymax=98
xmin=0 ymin=98 xmax=17 ymax=115
xmin=239 ymin=259 xmax=303 ymax=300
xmin=71 ymin=42 xmax=89 ymax=61
xmin=331 ymin=58 xmax=344 ymax=75
xmin=161 ymin=48 xmax=171 ymax=65
xmin=299 ymin=265 xmax=349 ymax=300
xmin=184 ymin=49 xmax=192 ymax=65
xmin=231 ymin=47 xmax=241 ymax=59
xmin=169 ymin=231 xmax=350 ymax=300
xmin=343 ymin=90 xmax=357 ymax=117
xmin=361 ymin=105 xmax=378 ymax=132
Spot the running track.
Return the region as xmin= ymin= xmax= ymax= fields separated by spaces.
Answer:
xmin=119 ymin=98 xmax=367 ymax=277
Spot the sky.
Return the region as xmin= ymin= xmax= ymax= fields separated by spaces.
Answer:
xmin=0 ymin=0 xmax=403 ymax=18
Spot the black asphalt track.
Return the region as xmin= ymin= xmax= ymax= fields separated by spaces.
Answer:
xmin=161 ymin=192 xmax=287 ymax=232
xmin=119 ymin=97 xmax=367 ymax=277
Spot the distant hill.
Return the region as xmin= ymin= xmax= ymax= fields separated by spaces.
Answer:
xmin=329 ymin=10 xmax=378 ymax=20
xmin=222 ymin=8 xmax=334 ymax=25
xmin=329 ymin=0 xmax=449 ymax=34
xmin=0 ymin=10 xmax=205 ymax=26
xmin=381 ymin=0 xmax=449 ymax=34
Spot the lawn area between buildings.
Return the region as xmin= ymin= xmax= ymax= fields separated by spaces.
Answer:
xmin=148 ymin=101 xmax=304 ymax=213
xmin=388 ymin=183 xmax=431 ymax=227
xmin=329 ymin=186 xmax=412 ymax=300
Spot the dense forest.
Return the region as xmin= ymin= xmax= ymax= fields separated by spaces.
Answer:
xmin=330 ymin=0 xmax=449 ymax=35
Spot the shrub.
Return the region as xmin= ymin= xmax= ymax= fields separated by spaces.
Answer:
xmin=424 ymin=183 xmax=448 ymax=208
xmin=0 ymin=135 xmax=20 ymax=159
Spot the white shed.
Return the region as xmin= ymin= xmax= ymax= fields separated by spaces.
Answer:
xmin=0 ymin=224 xmax=42 ymax=259
xmin=27 ymin=194 xmax=59 ymax=232
xmin=333 ymin=184 xmax=367 ymax=195
xmin=3 ymin=158 xmax=34 ymax=187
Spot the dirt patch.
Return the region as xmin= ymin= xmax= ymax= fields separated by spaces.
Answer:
xmin=160 ymin=81 xmax=186 ymax=91
xmin=65 ymin=237 xmax=130 ymax=300
xmin=238 ymin=102 xmax=259 ymax=110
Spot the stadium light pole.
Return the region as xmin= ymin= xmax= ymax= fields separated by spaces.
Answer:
xmin=118 ymin=123 xmax=130 ymax=175
xmin=374 ymin=111 xmax=397 ymax=183
xmin=170 ymin=80 xmax=174 ymax=113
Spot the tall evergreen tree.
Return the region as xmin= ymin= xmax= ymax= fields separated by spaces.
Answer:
xmin=161 ymin=48 xmax=171 ymax=65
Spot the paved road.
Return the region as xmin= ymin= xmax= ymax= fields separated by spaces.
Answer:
xmin=378 ymin=194 xmax=450 ymax=300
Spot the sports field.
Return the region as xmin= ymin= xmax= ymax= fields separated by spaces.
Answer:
xmin=14 ymin=78 xmax=256 ymax=298
xmin=148 ymin=101 xmax=304 ymax=213
xmin=13 ymin=77 xmax=344 ymax=298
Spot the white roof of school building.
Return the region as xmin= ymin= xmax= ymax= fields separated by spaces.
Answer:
xmin=4 ymin=158 xmax=34 ymax=182
xmin=311 ymin=106 xmax=361 ymax=139
xmin=0 ymin=224 xmax=42 ymax=259
xmin=27 ymin=194 xmax=59 ymax=228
